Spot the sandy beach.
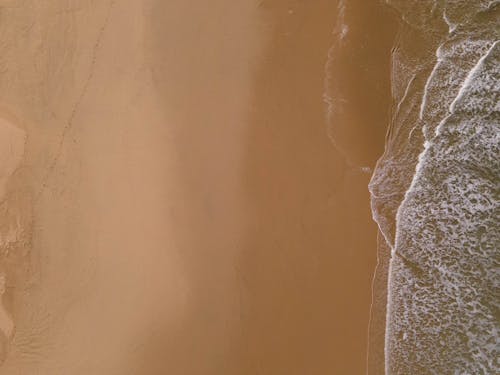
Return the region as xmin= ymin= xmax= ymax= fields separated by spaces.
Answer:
xmin=0 ymin=1 xmax=396 ymax=373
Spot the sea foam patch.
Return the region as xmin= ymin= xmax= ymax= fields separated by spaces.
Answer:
xmin=386 ymin=38 xmax=499 ymax=375
xmin=368 ymin=1 xmax=499 ymax=374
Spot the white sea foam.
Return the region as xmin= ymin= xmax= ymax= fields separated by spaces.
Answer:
xmin=419 ymin=37 xmax=495 ymax=139
xmin=386 ymin=39 xmax=499 ymax=374
xmin=367 ymin=2 xmax=500 ymax=373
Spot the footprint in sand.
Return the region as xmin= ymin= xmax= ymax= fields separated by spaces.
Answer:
xmin=0 ymin=274 xmax=14 ymax=339
xmin=0 ymin=114 xmax=27 ymax=355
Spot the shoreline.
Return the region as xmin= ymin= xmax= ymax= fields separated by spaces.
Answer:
xmin=1 ymin=1 xmax=398 ymax=373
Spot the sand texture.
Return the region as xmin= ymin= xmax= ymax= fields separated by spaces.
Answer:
xmin=0 ymin=1 xmax=396 ymax=373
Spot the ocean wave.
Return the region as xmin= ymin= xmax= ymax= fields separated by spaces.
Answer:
xmin=368 ymin=1 xmax=499 ymax=373
xmin=387 ymin=40 xmax=499 ymax=373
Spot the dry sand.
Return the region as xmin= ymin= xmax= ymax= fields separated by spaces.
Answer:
xmin=0 ymin=1 xmax=396 ymax=373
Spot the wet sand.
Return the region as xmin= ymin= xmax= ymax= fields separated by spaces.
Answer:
xmin=0 ymin=1 xmax=396 ymax=373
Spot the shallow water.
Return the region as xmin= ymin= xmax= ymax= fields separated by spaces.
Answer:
xmin=369 ymin=1 xmax=500 ymax=373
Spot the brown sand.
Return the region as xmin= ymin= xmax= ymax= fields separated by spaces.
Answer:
xmin=0 ymin=1 xmax=395 ymax=374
